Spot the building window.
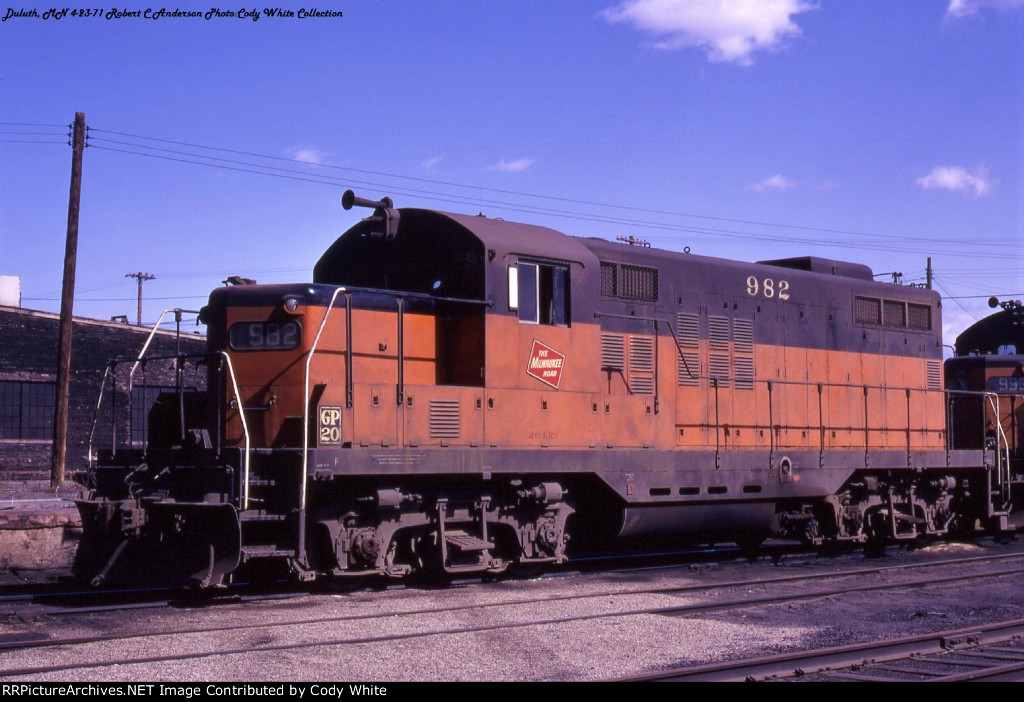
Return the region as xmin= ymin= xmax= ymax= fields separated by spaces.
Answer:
xmin=0 ymin=381 xmax=55 ymax=440
xmin=509 ymin=262 xmax=570 ymax=326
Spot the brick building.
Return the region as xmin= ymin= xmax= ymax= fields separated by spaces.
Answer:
xmin=0 ymin=305 xmax=206 ymax=479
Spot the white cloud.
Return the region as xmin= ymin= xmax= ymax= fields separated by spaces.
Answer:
xmin=942 ymin=307 xmax=983 ymax=357
xmin=945 ymin=0 xmax=1024 ymax=19
xmin=487 ymin=157 xmax=534 ymax=173
xmin=916 ymin=166 xmax=992 ymax=198
xmin=288 ymin=147 xmax=329 ymax=166
xmin=747 ymin=174 xmax=797 ymax=192
xmin=421 ymin=154 xmax=445 ymax=171
xmin=601 ymin=0 xmax=816 ymax=66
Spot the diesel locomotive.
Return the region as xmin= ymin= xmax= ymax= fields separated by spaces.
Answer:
xmin=74 ymin=192 xmax=1021 ymax=587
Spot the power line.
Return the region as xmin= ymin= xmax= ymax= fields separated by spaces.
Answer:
xmin=88 ymin=126 xmax=1011 ymax=250
xmin=0 ymin=121 xmax=66 ymax=127
xmin=88 ymin=142 xmax=1021 ymax=260
xmin=932 ymin=275 xmax=981 ymax=323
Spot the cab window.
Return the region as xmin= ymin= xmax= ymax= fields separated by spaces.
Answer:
xmin=508 ymin=262 xmax=570 ymax=326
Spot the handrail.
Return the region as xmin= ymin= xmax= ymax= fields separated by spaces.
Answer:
xmin=127 ymin=308 xmax=201 ymax=390
xmin=86 ymin=362 xmax=115 ymax=470
xmin=594 ymin=311 xmax=697 ymax=382
xmin=985 ymin=392 xmax=1010 ymax=504
xmin=85 ymin=350 xmax=250 ymax=506
xmin=299 ymin=286 xmax=346 ymax=569
xmin=218 ymin=350 xmax=251 ymax=510
xmin=302 ymin=287 xmax=346 ymax=511
xmin=87 ymin=309 xmax=200 ymax=470
xmin=945 ymin=387 xmax=1018 ymax=509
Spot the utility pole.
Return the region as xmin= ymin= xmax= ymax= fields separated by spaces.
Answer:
xmin=126 ymin=271 xmax=155 ymax=325
xmin=51 ymin=111 xmax=85 ymax=488
xmin=926 ymin=257 xmax=933 ymax=290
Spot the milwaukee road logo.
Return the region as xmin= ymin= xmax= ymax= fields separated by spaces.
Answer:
xmin=526 ymin=339 xmax=565 ymax=389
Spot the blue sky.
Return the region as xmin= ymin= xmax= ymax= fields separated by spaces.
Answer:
xmin=1 ymin=0 xmax=1021 ymax=348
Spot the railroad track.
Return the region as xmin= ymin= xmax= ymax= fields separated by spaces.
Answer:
xmin=630 ymin=619 xmax=1024 ymax=681
xmin=3 ymin=546 xmax=1024 ymax=679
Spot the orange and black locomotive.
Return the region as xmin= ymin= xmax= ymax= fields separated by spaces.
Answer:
xmin=74 ymin=192 xmax=1018 ymax=587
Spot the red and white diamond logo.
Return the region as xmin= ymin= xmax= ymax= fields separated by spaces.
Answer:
xmin=526 ymin=339 xmax=565 ymax=389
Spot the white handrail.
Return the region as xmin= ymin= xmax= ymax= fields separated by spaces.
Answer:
xmin=301 ymin=287 xmax=346 ymax=512
xmin=86 ymin=308 xmax=200 ymax=468
xmin=218 ymin=350 xmax=252 ymax=510
xmin=128 ymin=308 xmax=201 ymax=391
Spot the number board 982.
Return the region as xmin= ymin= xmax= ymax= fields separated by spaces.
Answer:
xmin=228 ymin=321 xmax=301 ymax=351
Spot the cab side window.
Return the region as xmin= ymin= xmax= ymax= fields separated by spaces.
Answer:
xmin=508 ymin=262 xmax=570 ymax=326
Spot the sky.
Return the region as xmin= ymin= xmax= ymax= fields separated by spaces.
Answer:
xmin=0 ymin=0 xmax=1021 ymax=351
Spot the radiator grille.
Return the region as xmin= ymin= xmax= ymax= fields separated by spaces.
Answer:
xmin=909 ymin=303 xmax=932 ymax=331
xmin=600 ymin=262 xmax=617 ymax=296
xmin=926 ymin=361 xmax=942 ymax=391
xmin=619 ymin=264 xmax=659 ymax=301
xmin=883 ymin=300 xmax=906 ymax=328
xmin=855 ymin=296 xmax=881 ymax=325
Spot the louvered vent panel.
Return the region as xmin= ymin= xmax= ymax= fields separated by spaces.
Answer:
xmin=601 ymin=333 xmax=625 ymax=371
xmin=733 ymin=319 xmax=753 ymax=354
xmin=675 ymin=313 xmax=700 ymax=386
xmin=677 ymin=352 xmax=700 ymax=387
xmin=733 ymin=356 xmax=754 ymax=390
xmin=629 ymin=336 xmax=654 ymax=372
xmin=708 ymin=316 xmax=731 ymax=351
xmin=676 ymin=313 xmax=699 ymax=348
xmin=631 ymin=376 xmax=654 ymax=395
xmin=629 ymin=336 xmax=655 ymax=395
xmin=429 ymin=399 xmax=461 ymax=439
xmin=926 ymin=361 xmax=942 ymax=391
xmin=709 ymin=353 xmax=731 ymax=388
